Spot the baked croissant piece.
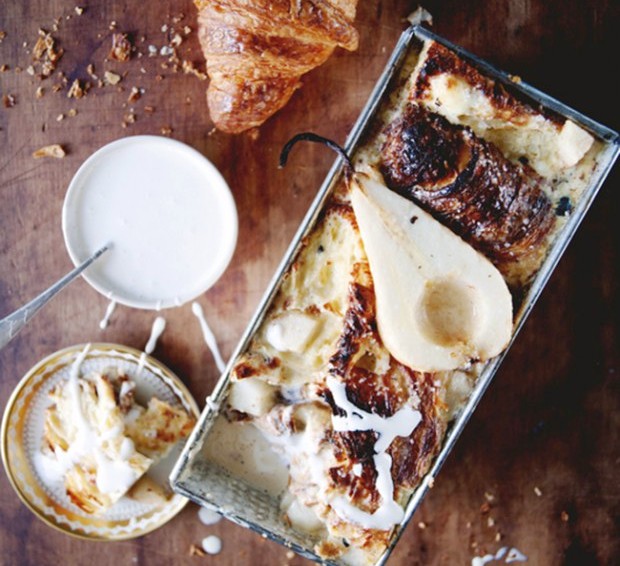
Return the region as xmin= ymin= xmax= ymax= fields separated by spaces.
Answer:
xmin=194 ymin=0 xmax=359 ymax=133
xmin=380 ymin=104 xmax=555 ymax=285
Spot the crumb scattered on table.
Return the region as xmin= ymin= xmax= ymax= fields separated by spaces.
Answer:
xmin=104 ymin=70 xmax=121 ymax=85
xmin=33 ymin=144 xmax=66 ymax=158
xmin=109 ymin=33 xmax=132 ymax=62
xmin=189 ymin=544 xmax=206 ymax=557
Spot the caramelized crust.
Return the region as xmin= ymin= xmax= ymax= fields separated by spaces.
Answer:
xmin=195 ymin=0 xmax=358 ymax=133
xmin=380 ymin=104 xmax=555 ymax=280
xmin=411 ymin=41 xmax=558 ymax=126
xmin=408 ymin=40 xmax=593 ymax=178
xmin=322 ymin=263 xmax=445 ymax=500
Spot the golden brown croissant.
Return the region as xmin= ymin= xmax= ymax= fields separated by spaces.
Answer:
xmin=194 ymin=0 xmax=359 ymax=133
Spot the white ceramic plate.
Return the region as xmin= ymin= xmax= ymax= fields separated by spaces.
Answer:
xmin=1 ymin=343 xmax=200 ymax=540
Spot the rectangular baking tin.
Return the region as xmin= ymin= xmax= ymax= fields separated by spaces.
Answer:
xmin=171 ymin=25 xmax=620 ymax=565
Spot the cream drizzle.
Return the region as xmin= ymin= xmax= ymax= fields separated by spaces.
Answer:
xmin=137 ymin=316 xmax=166 ymax=375
xmin=201 ymin=535 xmax=222 ymax=555
xmin=471 ymin=547 xmax=528 ymax=566
xmin=99 ymin=299 xmax=117 ymax=330
xmin=49 ymin=343 xmax=140 ymax=497
xmin=198 ymin=506 xmax=222 ymax=526
xmin=472 ymin=548 xmax=507 ymax=566
xmin=325 ymin=374 xmax=421 ymax=531
xmin=191 ymin=302 xmax=226 ymax=373
xmin=145 ymin=316 xmax=166 ymax=354
xmin=506 ymin=548 xmax=528 ymax=563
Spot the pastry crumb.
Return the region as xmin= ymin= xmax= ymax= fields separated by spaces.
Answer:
xmin=33 ymin=144 xmax=66 ymax=158
xmin=3 ymin=94 xmax=16 ymax=108
xmin=104 ymin=70 xmax=121 ymax=85
xmin=109 ymin=33 xmax=132 ymax=62
xmin=181 ymin=59 xmax=207 ymax=80
xmin=32 ymin=29 xmax=63 ymax=78
xmin=127 ymin=86 xmax=141 ymax=103
xmin=121 ymin=111 xmax=137 ymax=128
xmin=483 ymin=491 xmax=495 ymax=503
xmin=189 ymin=544 xmax=206 ymax=557
xmin=67 ymin=78 xmax=86 ymax=98
xmin=86 ymin=63 xmax=97 ymax=79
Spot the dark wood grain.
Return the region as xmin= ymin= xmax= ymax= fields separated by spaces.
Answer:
xmin=0 ymin=1 xmax=618 ymax=565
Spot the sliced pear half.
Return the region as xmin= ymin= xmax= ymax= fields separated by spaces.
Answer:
xmin=350 ymin=170 xmax=513 ymax=372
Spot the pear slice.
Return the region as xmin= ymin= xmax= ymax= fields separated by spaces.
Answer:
xmin=350 ymin=170 xmax=513 ymax=372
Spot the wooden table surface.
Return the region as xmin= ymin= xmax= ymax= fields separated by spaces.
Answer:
xmin=0 ymin=1 xmax=618 ymax=565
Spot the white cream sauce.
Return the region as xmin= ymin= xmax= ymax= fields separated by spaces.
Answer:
xmin=506 ymin=548 xmax=528 ymax=563
xmin=43 ymin=344 xmax=140 ymax=497
xmin=192 ymin=302 xmax=226 ymax=373
xmin=198 ymin=506 xmax=222 ymax=526
xmin=145 ymin=316 xmax=166 ymax=354
xmin=326 ymin=375 xmax=421 ymax=531
xmin=473 ymin=548 xmax=508 ymax=566
xmin=99 ymin=299 xmax=117 ymax=330
xmin=203 ymin=416 xmax=289 ymax=496
xmin=63 ymin=137 xmax=237 ymax=309
xmin=472 ymin=547 xmax=528 ymax=566
xmin=201 ymin=535 xmax=222 ymax=555
xmin=137 ymin=316 xmax=166 ymax=375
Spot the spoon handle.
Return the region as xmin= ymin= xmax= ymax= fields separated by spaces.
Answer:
xmin=0 ymin=245 xmax=109 ymax=350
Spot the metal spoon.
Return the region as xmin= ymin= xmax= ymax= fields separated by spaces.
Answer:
xmin=0 ymin=245 xmax=109 ymax=350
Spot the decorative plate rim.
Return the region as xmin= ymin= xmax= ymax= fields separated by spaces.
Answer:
xmin=1 ymin=342 xmax=200 ymax=541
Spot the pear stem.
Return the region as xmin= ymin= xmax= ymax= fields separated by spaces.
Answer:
xmin=279 ymin=133 xmax=355 ymax=176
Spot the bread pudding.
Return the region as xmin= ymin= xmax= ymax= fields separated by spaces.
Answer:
xmin=201 ymin=36 xmax=604 ymax=565
xmin=43 ymin=356 xmax=195 ymax=515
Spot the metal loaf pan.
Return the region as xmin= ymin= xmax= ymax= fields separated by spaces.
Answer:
xmin=170 ymin=25 xmax=620 ymax=565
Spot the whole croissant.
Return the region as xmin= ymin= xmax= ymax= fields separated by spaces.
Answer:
xmin=194 ymin=0 xmax=359 ymax=133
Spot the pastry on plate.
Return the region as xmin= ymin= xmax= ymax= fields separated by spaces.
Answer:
xmin=44 ymin=367 xmax=195 ymax=515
